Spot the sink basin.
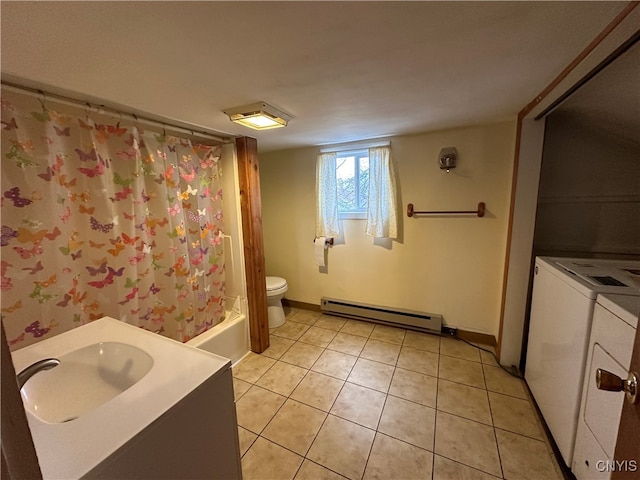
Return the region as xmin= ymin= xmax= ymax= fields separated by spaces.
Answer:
xmin=20 ymin=342 xmax=153 ymax=423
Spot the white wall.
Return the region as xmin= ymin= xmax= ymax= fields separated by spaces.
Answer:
xmin=260 ymin=121 xmax=517 ymax=338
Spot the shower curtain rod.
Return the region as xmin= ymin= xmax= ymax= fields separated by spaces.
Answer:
xmin=1 ymin=81 xmax=232 ymax=144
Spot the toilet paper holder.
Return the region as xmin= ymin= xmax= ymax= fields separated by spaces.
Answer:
xmin=313 ymin=237 xmax=334 ymax=246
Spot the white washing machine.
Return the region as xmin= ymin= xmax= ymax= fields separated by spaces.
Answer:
xmin=525 ymin=257 xmax=640 ymax=467
xmin=572 ymin=294 xmax=640 ymax=480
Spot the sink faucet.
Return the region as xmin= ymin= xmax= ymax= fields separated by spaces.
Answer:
xmin=17 ymin=358 xmax=60 ymax=389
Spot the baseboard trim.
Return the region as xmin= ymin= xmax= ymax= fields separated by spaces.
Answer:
xmin=283 ymin=299 xmax=322 ymax=312
xmin=457 ymin=330 xmax=497 ymax=347
xmin=283 ymin=299 xmax=497 ymax=347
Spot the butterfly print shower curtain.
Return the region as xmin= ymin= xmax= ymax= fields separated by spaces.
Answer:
xmin=1 ymin=90 xmax=226 ymax=349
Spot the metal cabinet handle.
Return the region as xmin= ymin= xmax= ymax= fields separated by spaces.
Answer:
xmin=596 ymin=369 xmax=639 ymax=405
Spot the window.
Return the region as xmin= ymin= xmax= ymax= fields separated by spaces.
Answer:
xmin=316 ymin=143 xmax=397 ymax=238
xmin=336 ymin=150 xmax=369 ymax=218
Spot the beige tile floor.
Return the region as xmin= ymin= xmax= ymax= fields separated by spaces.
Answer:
xmin=233 ymin=308 xmax=564 ymax=480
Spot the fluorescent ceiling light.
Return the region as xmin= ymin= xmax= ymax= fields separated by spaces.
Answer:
xmin=223 ymin=102 xmax=292 ymax=130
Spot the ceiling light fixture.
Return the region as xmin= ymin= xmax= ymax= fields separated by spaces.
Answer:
xmin=223 ymin=102 xmax=292 ymax=130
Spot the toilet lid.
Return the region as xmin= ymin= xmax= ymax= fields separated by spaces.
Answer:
xmin=266 ymin=276 xmax=287 ymax=291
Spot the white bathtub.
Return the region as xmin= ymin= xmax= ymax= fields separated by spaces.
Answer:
xmin=186 ymin=309 xmax=250 ymax=365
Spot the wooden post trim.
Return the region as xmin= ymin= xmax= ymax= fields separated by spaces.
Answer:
xmin=235 ymin=137 xmax=269 ymax=353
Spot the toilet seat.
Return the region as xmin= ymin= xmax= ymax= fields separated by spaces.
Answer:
xmin=266 ymin=276 xmax=287 ymax=296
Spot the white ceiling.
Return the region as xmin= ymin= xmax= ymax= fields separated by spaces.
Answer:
xmin=0 ymin=1 xmax=629 ymax=152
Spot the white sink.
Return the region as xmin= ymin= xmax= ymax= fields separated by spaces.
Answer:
xmin=20 ymin=342 xmax=153 ymax=423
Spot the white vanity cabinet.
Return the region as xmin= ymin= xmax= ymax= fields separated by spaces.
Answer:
xmin=86 ymin=365 xmax=241 ymax=479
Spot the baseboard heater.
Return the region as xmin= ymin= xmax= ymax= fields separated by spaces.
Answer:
xmin=320 ymin=297 xmax=442 ymax=334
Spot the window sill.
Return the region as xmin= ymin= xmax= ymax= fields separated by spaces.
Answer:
xmin=338 ymin=211 xmax=366 ymax=220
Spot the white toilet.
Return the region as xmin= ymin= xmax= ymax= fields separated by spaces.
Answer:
xmin=266 ymin=276 xmax=288 ymax=328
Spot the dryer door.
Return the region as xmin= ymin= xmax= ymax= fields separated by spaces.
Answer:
xmin=584 ymin=344 xmax=627 ymax=458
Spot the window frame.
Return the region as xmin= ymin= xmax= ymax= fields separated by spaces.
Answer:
xmin=335 ymin=149 xmax=369 ymax=220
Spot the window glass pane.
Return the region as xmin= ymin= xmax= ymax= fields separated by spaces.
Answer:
xmin=358 ymin=156 xmax=369 ymax=209
xmin=336 ymin=156 xmax=356 ymax=211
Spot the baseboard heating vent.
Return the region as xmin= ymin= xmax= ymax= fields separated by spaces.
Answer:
xmin=321 ymin=297 xmax=442 ymax=334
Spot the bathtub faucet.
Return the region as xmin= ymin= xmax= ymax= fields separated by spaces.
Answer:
xmin=17 ymin=358 xmax=60 ymax=389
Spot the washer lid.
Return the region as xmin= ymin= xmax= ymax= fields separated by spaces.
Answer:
xmin=536 ymin=257 xmax=640 ymax=298
xmin=266 ymin=277 xmax=287 ymax=291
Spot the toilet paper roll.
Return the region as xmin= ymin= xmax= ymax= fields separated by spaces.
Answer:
xmin=314 ymin=237 xmax=326 ymax=267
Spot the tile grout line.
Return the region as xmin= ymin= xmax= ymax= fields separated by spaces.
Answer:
xmin=307 ymin=319 xmax=374 ymax=480
xmin=238 ymin=347 xmax=530 ymax=434
xmin=242 ymin=326 xmax=331 ymax=474
xmin=485 ymin=369 xmax=506 ymax=479
xmin=434 ymin=452 xmax=505 ymax=480
xmin=432 ymin=341 xmax=441 ymax=479
xmin=257 ymin=317 xmax=367 ymax=475
xmin=263 ymin=323 xmax=342 ymax=473
xmin=239 ymin=313 xmax=550 ymax=479
xmin=432 ymin=403 xmax=438 ymax=479
xmin=352 ymin=323 xmax=392 ymax=480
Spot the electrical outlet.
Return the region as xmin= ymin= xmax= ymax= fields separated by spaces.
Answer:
xmin=441 ymin=326 xmax=457 ymax=337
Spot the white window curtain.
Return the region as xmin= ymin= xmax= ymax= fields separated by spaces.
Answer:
xmin=316 ymin=152 xmax=340 ymax=237
xmin=365 ymin=146 xmax=398 ymax=238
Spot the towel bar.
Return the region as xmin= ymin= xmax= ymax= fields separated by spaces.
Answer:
xmin=407 ymin=202 xmax=485 ymax=217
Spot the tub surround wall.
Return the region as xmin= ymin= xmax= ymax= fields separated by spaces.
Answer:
xmin=260 ymin=121 xmax=517 ymax=338
xmin=221 ymin=143 xmax=249 ymax=315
